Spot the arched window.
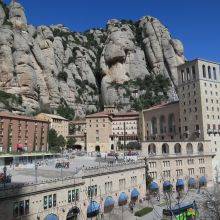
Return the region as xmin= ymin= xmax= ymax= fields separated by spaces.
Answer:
xmin=186 ymin=68 xmax=190 ymax=81
xmin=202 ymin=65 xmax=206 ymax=78
xmin=208 ymin=66 xmax=211 ymax=79
xmin=159 ymin=115 xmax=166 ymax=134
xmin=168 ymin=113 xmax=175 ymax=133
xmin=162 ymin=143 xmax=169 ymax=155
xmin=192 ymin=66 xmax=196 ymax=80
xmin=198 ymin=143 xmax=204 ymax=154
xmin=148 ymin=143 xmax=156 ymax=155
xmin=151 ymin=117 xmax=157 ymax=135
xmin=181 ymin=70 xmax=185 ymax=82
xmin=186 ymin=143 xmax=193 ymax=155
xmin=174 ymin=143 xmax=181 ymax=154
xmin=213 ymin=67 xmax=217 ymax=80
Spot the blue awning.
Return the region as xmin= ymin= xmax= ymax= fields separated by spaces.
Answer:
xmin=176 ymin=179 xmax=184 ymax=187
xmin=104 ymin=196 xmax=115 ymax=207
xmin=104 ymin=196 xmax=115 ymax=213
xmin=188 ymin=177 xmax=196 ymax=186
xmin=149 ymin=181 xmax=159 ymax=190
xmin=131 ymin=188 xmax=140 ymax=198
xmin=199 ymin=176 xmax=207 ymax=185
xmin=44 ymin=214 xmax=59 ymax=220
xmin=163 ymin=181 xmax=172 ymax=188
xmin=118 ymin=192 xmax=128 ymax=206
xmin=87 ymin=201 xmax=100 ymax=218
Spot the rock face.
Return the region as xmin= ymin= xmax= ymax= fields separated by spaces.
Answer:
xmin=0 ymin=1 xmax=185 ymax=117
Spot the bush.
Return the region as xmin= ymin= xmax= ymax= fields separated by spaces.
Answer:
xmin=134 ymin=207 xmax=153 ymax=217
xmin=0 ymin=90 xmax=22 ymax=111
xmin=57 ymin=104 xmax=75 ymax=120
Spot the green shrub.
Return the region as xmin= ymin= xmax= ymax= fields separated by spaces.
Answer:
xmin=134 ymin=207 xmax=153 ymax=217
xmin=0 ymin=90 xmax=22 ymax=111
xmin=57 ymin=104 xmax=75 ymax=121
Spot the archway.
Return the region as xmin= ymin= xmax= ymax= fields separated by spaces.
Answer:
xmin=198 ymin=143 xmax=204 ymax=154
xmin=148 ymin=143 xmax=156 ymax=155
xmin=95 ymin=146 xmax=100 ymax=152
xmin=174 ymin=143 xmax=181 ymax=154
xmin=111 ymin=144 xmax=114 ymax=150
xmin=186 ymin=143 xmax=193 ymax=154
xmin=168 ymin=113 xmax=175 ymax=133
xmin=159 ymin=115 xmax=166 ymax=133
xmin=66 ymin=207 xmax=80 ymax=220
xmin=151 ymin=117 xmax=157 ymax=135
xmin=162 ymin=143 xmax=169 ymax=154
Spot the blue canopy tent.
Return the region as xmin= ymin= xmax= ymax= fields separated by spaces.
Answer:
xmin=131 ymin=188 xmax=140 ymax=202
xmin=188 ymin=177 xmax=196 ymax=188
xmin=118 ymin=192 xmax=128 ymax=206
xmin=44 ymin=214 xmax=59 ymax=220
xmin=104 ymin=196 xmax=115 ymax=213
xmin=149 ymin=181 xmax=159 ymax=192
xmin=176 ymin=179 xmax=184 ymax=191
xmin=163 ymin=181 xmax=173 ymax=192
xmin=87 ymin=201 xmax=100 ymax=218
xmin=199 ymin=176 xmax=207 ymax=187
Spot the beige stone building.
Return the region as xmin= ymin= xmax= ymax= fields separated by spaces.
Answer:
xmin=142 ymin=141 xmax=214 ymax=188
xmin=0 ymin=162 xmax=146 ymax=220
xmin=86 ymin=106 xmax=139 ymax=152
xmin=68 ymin=119 xmax=86 ymax=150
xmin=140 ymin=58 xmax=219 ymax=179
xmin=36 ymin=113 xmax=68 ymax=139
xmin=177 ymin=59 xmax=220 ymax=169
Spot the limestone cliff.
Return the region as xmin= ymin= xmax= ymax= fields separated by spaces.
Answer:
xmin=0 ymin=1 xmax=185 ymax=117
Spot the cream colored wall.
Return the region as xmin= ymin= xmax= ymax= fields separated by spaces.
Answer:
xmin=0 ymin=165 xmax=146 ymax=220
xmin=140 ymin=103 xmax=180 ymax=141
xmin=86 ymin=116 xmax=112 ymax=152
xmin=36 ymin=114 xmax=68 ymax=139
xmin=141 ymin=141 xmax=214 ymax=187
xmin=178 ymin=59 xmax=220 ymax=175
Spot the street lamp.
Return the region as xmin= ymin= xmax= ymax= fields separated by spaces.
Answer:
xmin=3 ymin=165 xmax=7 ymax=188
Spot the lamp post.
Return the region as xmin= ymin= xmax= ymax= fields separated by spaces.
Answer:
xmin=3 ymin=165 xmax=7 ymax=188
xmin=35 ymin=163 xmax=38 ymax=184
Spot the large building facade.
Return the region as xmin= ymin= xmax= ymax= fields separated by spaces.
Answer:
xmin=36 ymin=113 xmax=69 ymax=139
xmin=86 ymin=107 xmax=139 ymax=152
xmin=140 ymin=58 xmax=219 ymax=178
xmin=0 ymin=162 xmax=146 ymax=220
xmin=0 ymin=112 xmax=49 ymax=153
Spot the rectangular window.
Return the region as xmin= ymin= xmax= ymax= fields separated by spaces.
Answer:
xmin=43 ymin=196 xmax=48 ymax=209
xmin=13 ymin=202 xmax=19 ymax=217
xmin=48 ymin=195 xmax=52 ymax=208
xmin=25 ymin=200 xmax=29 ymax=215
xmin=88 ymin=185 xmax=97 ymax=198
xmin=53 ymin=194 xmax=56 ymax=207
xmin=188 ymin=168 xmax=194 ymax=175
xmin=19 ymin=201 xmax=24 ymax=216
xmin=119 ymin=179 xmax=126 ymax=190
xmin=68 ymin=191 xmax=71 ymax=203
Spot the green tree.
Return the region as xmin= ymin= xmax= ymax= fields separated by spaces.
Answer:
xmin=57 ymin=105 xmax=75 ymax=120
xmin=48 ymin=129 xmax=60 ymax=152
xmin=57 ymin=135 xmax=66 ymax=149
xmin=66 ymin=137 xmax=76 ymax=149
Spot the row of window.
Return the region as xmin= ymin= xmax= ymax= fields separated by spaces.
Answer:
xmin=88 ymin=176 xmax=138 ymax=197
xmin=149 ymin=167 xmax=205 ymax=179
xmin=148 ymin=143 xmax=204 ymax=155
xmin=202 ymin=65 xmax=217 ymax=80
xmin=149 ymin=158 xmax=205 ymax=168
xmin=181 ymin=66 xmax=196 ymax=83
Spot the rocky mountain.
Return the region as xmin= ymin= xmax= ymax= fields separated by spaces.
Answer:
xmin=0 ymin=0 xmax=185 ymax=118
